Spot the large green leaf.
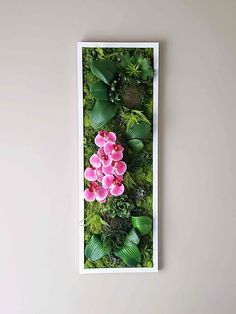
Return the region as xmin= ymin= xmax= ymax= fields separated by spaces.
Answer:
xmin=90 ymin=81 xmax=109 ymax=100
xmin=90 ymin=60 xmax=118 ymax=85
xmin=85 ymin=235 xmax=109 ymax=262
xmin=126 ymin=121 xmax=151 ymax=141
xmin=131 ymin=216 xmax=152 ymax=235
xmin=89 ymin=100 xmax=116 ymax=130
xmin=127 ymin=139 xmax=144 ymax=152
xmin=114 ymin=244 xmax=141 ymax=267
xmin=124 ymin=228 xmax=140 ymax=246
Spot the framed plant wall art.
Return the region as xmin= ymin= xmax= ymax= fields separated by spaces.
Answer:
xmin=77 ymin=42 xmax=159 ymax=273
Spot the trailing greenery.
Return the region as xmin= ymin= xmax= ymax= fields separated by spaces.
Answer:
xmin=82 ymin=47 xmax=154 ymax=268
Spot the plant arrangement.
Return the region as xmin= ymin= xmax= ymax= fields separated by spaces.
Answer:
xmin=82 ymin=47 xmax=155 ymax=269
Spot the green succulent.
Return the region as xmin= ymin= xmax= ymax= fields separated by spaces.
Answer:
xmin=120 ymin=53 xmax=154 ymax=81
xmin=101 ymin=195 xmax=134 ymax=219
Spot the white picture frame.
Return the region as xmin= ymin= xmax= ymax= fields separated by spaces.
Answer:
xmin=77 ymin=42 xmax=159 ymax=274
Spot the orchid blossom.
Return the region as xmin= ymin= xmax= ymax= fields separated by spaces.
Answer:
xmin=84 ymin=182 xmax=108 ymax=203
xmin=102 ymin=160 xmax=127 ymax=176
xmin=102 ymin=174 xmax=125 ymax=196
xmin=95 ymin=130 xmax=116 ymax=147
xmin=104 ymin=142 xmax=124 ymax=161
xmin=84 ymin=131 xmax=126 ymax=202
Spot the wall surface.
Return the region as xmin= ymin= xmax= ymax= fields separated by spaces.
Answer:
xmin=0 ymin=0 xmax=236 ymax=313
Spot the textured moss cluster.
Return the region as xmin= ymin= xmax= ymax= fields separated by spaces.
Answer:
xmin=82 ymin=47 xmax=154 ymax=268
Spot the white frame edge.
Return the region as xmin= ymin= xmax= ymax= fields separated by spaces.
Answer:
xmin=77 ymin=42 xmax=159 ymax=274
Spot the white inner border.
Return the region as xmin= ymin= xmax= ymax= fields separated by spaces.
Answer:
xmin=77 ymin=42 xmax=159 ymax=274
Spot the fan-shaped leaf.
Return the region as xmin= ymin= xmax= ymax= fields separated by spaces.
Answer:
xmin=89 ymin=100 xmax=117 ymax=130
xmin=90 ymin=60 xmax=118 ymax=85
xmin=90 ymin=81 xmax=109 ymax=100
xmin=85 ymin=235 xmax=109 ymax=262
xmin=124 ymin=228 xmax=140 ymax=246
xmin=114 ymin=244 xmax=141 ymax=267
xmin=127 ymin=139 xmax=144 ymax=152
xmin=131 ymin=216 xmax=152 ymax=235
xmin=126 ymin=121 xmax=151 ymax=141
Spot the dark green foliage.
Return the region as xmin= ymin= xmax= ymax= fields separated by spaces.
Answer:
xmin=133 ymin=186 xmax=147 ymax=200
xmin=82 ymin=47 xmax=154 ymax=269
xmin=90 ymin=60 xmax=118 ymax=85
xmin=85 ymin=235 xmax=109 ymax=261
xmin=120 ymin=53 xmax=154 ymax=81
xmin=126 ymin=121 xmax=151 ymax=141
xmin=89 ymin=100 xmax=117 ymax=130
xmin=101 ymin=195 xmax=134 ymax=219
xmin=127 ymin=139 xmax=144 ymax=152
xmin=90 ymin=81 xmax=109 ymax=100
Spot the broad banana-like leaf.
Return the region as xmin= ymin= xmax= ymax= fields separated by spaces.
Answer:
xmin=90 ymin=81 xmax=109 ymax=100
xmin=90 ymin=60 xmax=118 ymax=85
xmin=85 ymin=235 xmax=109 ymax=262
xmin=114 ymin=244 xmax=141 ymax=267
xmin=131 ymin=216 xmax=152 ymax=235
xmin=126 ymin=121 xmax=151 ymax=141
xmin=127 ymin=139 xmax=144 ymax=152
xmin=124 ymin=228 xmax=140 ymax=246
xmin=89 ymin=100 xmax=116 ymax=130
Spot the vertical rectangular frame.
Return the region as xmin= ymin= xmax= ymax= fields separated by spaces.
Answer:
xmin=77 ymin=42 xmax=159 ymax=274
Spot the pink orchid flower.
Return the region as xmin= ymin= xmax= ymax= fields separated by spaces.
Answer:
xmin=102 ymin=160 xmax=127 ymax=176
xmin=97 ymin=147 xmax=112 ymax=167
xmin=102 ymin=175 xmax=125 ymax=196
xmin=89 ymin=148 xmax=112 ymax=168
xmin=84 ymin=166 xmax=104 ymax=182
xmin=84 ymin=182 xmax=108 ymax=203
xmin=95 ymin=130 xmax=116 ymax=147
xmin=104 ymin=142 xmax=124 ymax=161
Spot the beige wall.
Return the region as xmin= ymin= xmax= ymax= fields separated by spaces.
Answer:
xmin=1 ymin=0 xmax=236 ymax=313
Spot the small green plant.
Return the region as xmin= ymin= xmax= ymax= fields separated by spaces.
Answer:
xmin=101 ymin=195 xmax=134 ymax=219
xmin=120 ymin=53 xmax=154 ymax=81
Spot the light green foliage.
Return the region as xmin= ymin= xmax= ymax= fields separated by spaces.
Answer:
xmin=85 ymin=213 xmax=108 ymax=234
xmin=119 ymin=107 xmax=150 ymax=131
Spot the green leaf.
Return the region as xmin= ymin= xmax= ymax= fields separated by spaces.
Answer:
xmin=131 ymin=216 xmax=152 ymax=235
xmin=114 ymin=244 xmax=141 ymax=267
xmin=131 ymin=110 xmax=151 ymax=125
xmin=85 ymin=235 xmax=109 ymax=262
xmin=90 ymin=60 xmax=118 ymax=85
xmin=89 ymin=100 xmax=117 ymax=130
xmin=126 ymin=121 xmax=151 ymax=141
xmin=124 ymin=228 xmax=140 ymax=246
xmin=127 ymin=139 xmax=144 ymax=152
xmin=90 ymin=81 xmax=109 ymax=100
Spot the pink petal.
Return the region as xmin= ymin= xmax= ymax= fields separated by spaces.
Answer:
xmin=96 ymin=171 xmax=104 ymax=183
xmin=110 ymin=184 xmax=125 ymax=196
xmin=84 ymin=188 xmax=96 ymax=202
xmin=104 ymin=142 xmax=114 ymax=154
xmin=97 ymin=198 xmax=106 ymax=203
xmin=95 ymin=134 xmax=105 ymax=147
xmin=84 ymin=167 xmax=97 ymax=181
xmin=102 ymin=165 xmax=114 ymax=175
xmin=108 ymin=132 xmax=116 ymax=142
xmin=96 ymin=186 xmax=108 ymax=201
xmin=111 ymin=151 xmax=123 ymax=161
xmin=97 ymin=147 xmax=105 ymax=158
xmin=102 ymin=174 xmax=114 ymax=189
xmin=101 ymin=154 xmax=112 ymax=167
xmin=90 ymin=154 xmax=101 ymax=168
xmin=116 ymin=161 xmax=127 ymax=176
